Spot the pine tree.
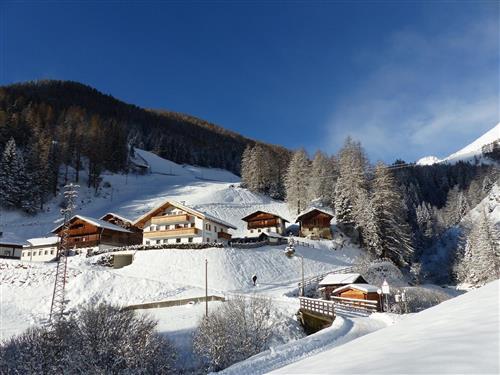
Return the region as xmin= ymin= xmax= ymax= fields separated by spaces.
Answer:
xmin=285 ymin=149 xmax=310 ymax=214
xmin=334 ymin=137 xmax=369 ymax=227
xmin=309 ymin=151 xmax=336 ymax=206
xmin=456 ymin=210 xmax=500 ymax=285
xmin=0 ymin=138 xmax=27 ymax=209
xmin=370 ymin=162 xmax=415 ymax=266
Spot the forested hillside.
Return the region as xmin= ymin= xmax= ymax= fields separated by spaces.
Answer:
xmin=0 ymin=80 xmax=290 ymax=210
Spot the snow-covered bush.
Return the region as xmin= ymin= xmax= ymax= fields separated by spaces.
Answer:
xmin=193 ymin=296 xmax=296 ymax=371
xmin=0 ymin=302 xmax=176 ymax=374
xmin=389 ymin=286 xmax=452 ymax=313
xmin=356 ymin=256 xmax=407 ymax=287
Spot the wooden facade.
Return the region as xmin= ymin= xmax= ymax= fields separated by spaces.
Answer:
xmin=318 ymin=274 xmax=368 ymax=300
xmin=296 ymin=209 xmax=333 ymax=239
xmin=241 ymin=211 xmax=288 ymax=237
xmin=52 ymin=216 xmax=139 ymax=249
xmin=331 ymin=284 xmax=381 ymax=311
xmin=100 ymin=213 xmax=143 ymax=244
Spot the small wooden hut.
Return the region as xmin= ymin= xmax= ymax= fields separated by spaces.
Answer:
xmin=296 ymin=208 xmax=333 ymax=239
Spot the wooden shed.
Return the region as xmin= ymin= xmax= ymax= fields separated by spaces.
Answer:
xmin=318 ymin=273 xmax=368 ymax=300
xmin=296 ymin=208 xmax=333 ymax=239
xmin=331 ymin=283 xmax=381 ymax=311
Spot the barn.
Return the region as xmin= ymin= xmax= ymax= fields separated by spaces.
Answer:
xmin=296 ymin=208 xmax=334 ymax=239
xmin=317 ymin=273 xmax=368 ymax=300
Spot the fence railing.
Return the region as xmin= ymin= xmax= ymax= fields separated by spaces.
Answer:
xmin=330 ymin=296 xmax=379 ymax=315
xmin=297 ymin=266 xmax=358 ymax=290
xmin=123 ymin=295 xmax=226 ymax=311
xmin=299 ymin=297 xmax=335 ymax=318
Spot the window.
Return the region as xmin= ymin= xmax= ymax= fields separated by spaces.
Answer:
xmin=51 ymin=250 xmax=54 ymax=255
xmin=258 ymin=229 xmax=261 ymax=232
xmin=250 ymin=229 xmax=254 ymax=233
xmin=146 ymin=241 xmax=150 ymax=245
xmin=22 ymin=252 xmax=26 ymax=257
xmin=176 ymin=238 xmax=181 ymax=243
xmin=156 ymin=240 xmax=160 ymax=244
xmin=45 ymin=250 xmax=48 ymax=255
xmin=188 ymin=238 xmax=193 ymax=243
xmin=214 ymin=226 xmax=217 ymax=232
xmin=28 ymin=252 xmax=31 ymax=256
xmin=267 ymin=228 xmax=270 ymax=232
xmin=206 ymin=238 xmax=210 ymax=243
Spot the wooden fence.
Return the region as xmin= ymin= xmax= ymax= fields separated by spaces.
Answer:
xmin=123 ymin=295 xmax=225 ymax=311
xmin=297 ymin=266 xmax=357 ymax=290
xmin=299 ymin=297 xmax=335 ymax=318
xmin=331 ymin=296 xmax=379 ymax=315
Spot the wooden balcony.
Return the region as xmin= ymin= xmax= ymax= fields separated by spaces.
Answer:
xmin=248 ymin=219 xmax=279 ymax=229
xmin=144 ymin=227 xmax=199 ymax=238
xmin=151 ymin=214 xmax=190 ymax=225
xmin=217 ymin=231 xmax=232 ymax=240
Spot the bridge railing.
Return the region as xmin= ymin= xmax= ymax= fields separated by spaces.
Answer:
xmin=299 ymin=297 xmax=335 ymax=318
xmin=298 ymin=266 xmax=358 ymax=290
xmin=330 ymin=296 xmax=379 ymax=315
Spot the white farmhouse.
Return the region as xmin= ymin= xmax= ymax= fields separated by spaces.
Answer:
xmin=241 ymin=210 xmax=289 ymax=238
xmin=22 ymin=237 xmax=60 ymax=262
xmin=133 ymin=200 xmax=236 ymax=245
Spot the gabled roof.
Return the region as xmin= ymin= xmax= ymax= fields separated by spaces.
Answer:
xmin=296 ymin=207 xmax=334 ymax=223
xmin=51 ymin=215 xmax=133 ymax=234
xmin=318 ymin=273 xmax=365 ymax=286
xmin=332 ymin=283 xmax=380 ymax=294
xmin=241 ymin=210 xmax=289 ymax=223
xmin=99 ymin=212 xmax=133 ymax=224
xmin=133 ymin=200 xmax=237 ymax=229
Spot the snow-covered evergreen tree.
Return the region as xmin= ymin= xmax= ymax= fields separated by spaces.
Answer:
xmin=455 ymin=210 xmax=500 ymax=286
xmin=443 ymin=185 xmax=470 ymax=226
xmin=334 ymin=137 xmax=369 ymax=227
xmin=370 ymin=162 xmax=415 ymax=266
xmin=309 ymin=151 xmax=337 ymax=206
xmin=285 ymin=149 xmax=310 ymax=214
xmin=0 ymin=138 xmax=27 ymax=209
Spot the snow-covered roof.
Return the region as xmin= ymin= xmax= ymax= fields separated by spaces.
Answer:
xmin=52 ymin=215 xmax=133 ymax=233
xmin=318 ymin=273 xmax=364 ymax=286
xmin=296 ymin=207 xmax=334 ymax=222
xmin=99 ymin=212 xmax=133 ymax=224
xmin=26 ymin=236 xmax=60 ymax=247
xmin=241 ymin=210 xmax=289 ymax=223
xmin=0 ymin=232 xmax=29 ymax=247
xmin=332 ymin=283 xmax=380 ymax=295
xmin=133 ymin=200 xmax=237 ymax=229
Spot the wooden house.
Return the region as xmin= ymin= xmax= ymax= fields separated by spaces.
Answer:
xmin=241 ymin=211 xmax=289 ymax=237
xmin=52 ymin=215 xmax=139 ymax=250
xmin=331 ymin=283 xmax=381 ymax=311
xmin=318 ymin=273 xmax=368 ymax=300
xmin=296 ymin=208 xmax=334 ymax=239
xmin=100 ymin=213 xmax=143 ymax=244
xmin=133 ymin=200 xmax=236 ymax=245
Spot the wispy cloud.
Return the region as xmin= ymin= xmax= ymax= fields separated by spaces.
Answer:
xmin=324 ymin=9 xmax=499 ymax=162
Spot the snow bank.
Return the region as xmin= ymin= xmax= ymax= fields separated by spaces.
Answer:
xmin=273 ymin=280 xmax=500 ymax=374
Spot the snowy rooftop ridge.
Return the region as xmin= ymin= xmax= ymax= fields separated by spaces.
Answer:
xmin=318 ymin=273 xmax=363 ymax=286
xmin=296 ymin=207 xmax=334 ymax=222
xmin=0 ymin=232 xmax=29 ymax=246
xmin=26 ymin=236 xmax=60 ymax=247
xmin=51 ymin=215 xmax=133 ymax=233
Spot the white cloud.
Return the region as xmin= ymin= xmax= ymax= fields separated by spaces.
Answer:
xmin=324 ymin=12 xmax=499 ymax=162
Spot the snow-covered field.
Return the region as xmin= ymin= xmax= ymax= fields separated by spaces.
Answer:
xmin=271 ymin=280 xmax=500 ymax=374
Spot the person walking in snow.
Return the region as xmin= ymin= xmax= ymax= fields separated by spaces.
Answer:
xmin=252 ymin=274 xmax=257 ymax=286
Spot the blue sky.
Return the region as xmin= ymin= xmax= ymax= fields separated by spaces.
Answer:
xmin=1 ymin=1 xmax=498 ymax=162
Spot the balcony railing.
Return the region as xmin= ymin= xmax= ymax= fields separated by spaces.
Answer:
xmin=151 ymin=214 xmax=190 ymax=225
xmin=217 ymin=231 xmax=232 ymax=240
xmin=144 ymin=227 xmax=199 ymax=238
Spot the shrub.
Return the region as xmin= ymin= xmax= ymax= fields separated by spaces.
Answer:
xmin=0 ymin=302 xmax=176 ymax=374
xmin=193 ymin=296 xmax=274 ymax=371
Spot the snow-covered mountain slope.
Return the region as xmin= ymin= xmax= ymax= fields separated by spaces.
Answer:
xmin=417 ymin=122 xmax=500 ymax=165
xmin=0 ymin=148 xmax=290 ymax=239
xmin=463 ymin=181 xmax=500 ymax=227
xmin=272 ymin=280 xmax=500 ymax=374
xmin=0 ymin=243 xmax=362 ymax=341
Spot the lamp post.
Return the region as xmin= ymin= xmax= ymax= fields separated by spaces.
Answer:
xmin=205 ymin=259 xmax=208 ymax=317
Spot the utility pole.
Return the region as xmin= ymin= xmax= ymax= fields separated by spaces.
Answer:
xmin=205 ymin=259 xmax=208 ymax=317
xmin=301 ymin=255 xmax=305 ymax=297
xmin=49 ymin=183 xmax=79 ymax=323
